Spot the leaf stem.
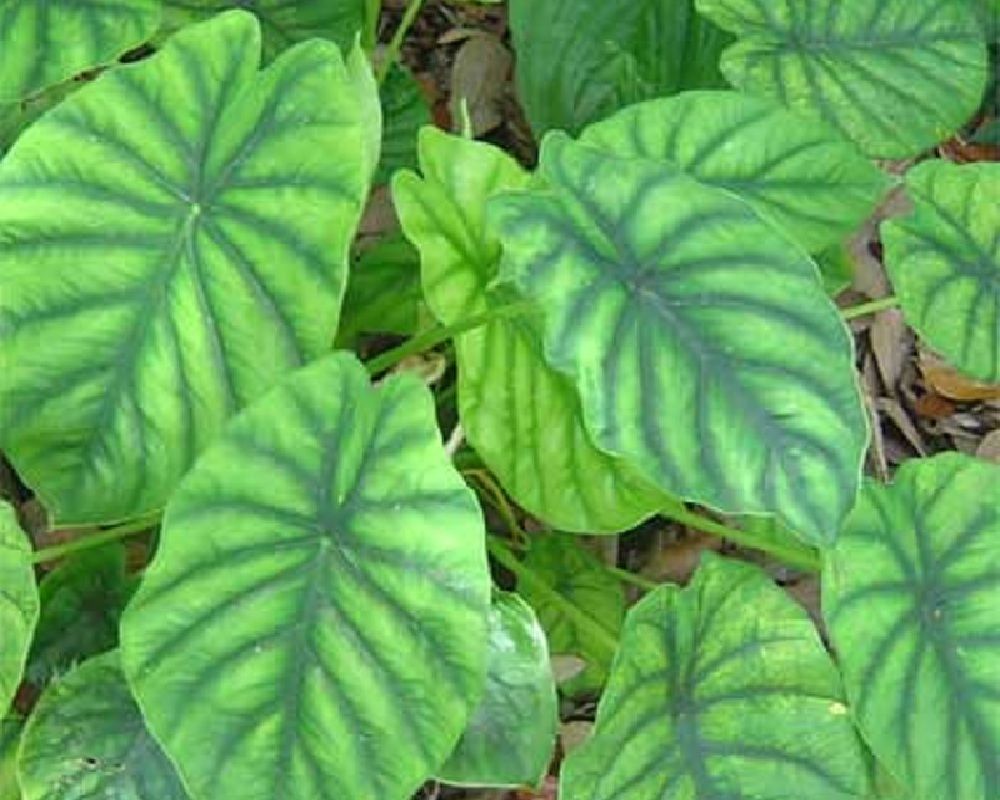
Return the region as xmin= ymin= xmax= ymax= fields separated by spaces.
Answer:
xmin=375 ymin=0 xmax=424 ymax=86
xmin=840 ymin=296 xmax=900 ymax=320
xmin=362 ymin=0 xmax=381 ymax=53
xmin=31 ymin=514 xmax=160 ymax=564
xmin=603 ymin=565 xmax=660 ymax=592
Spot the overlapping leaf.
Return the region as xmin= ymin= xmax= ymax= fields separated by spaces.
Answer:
xmin=376 ymin=65 xmax=432 ymax=185
xmin=581 ymin=90 xmax=889 ymax=253
xmin=0 ymin=12 xmax=376 ymax=524
xmin=121 ymin=353 xmax=490 ymax=800
xmin=0 ymin=501 xmax=38 ymax=714
xmin=697 ymin=0 xmax=989 ymax=158
xmin=562 ymin=554 xmax=870 ymax=799
xmin=882 ymin=160 xmax=999 ymax=382
xmin=394 ymin=128 xmax=663 ymax=533
xmin=824 ymin=453 xmax=1000 ymax=800
xmin=17 ymin=652 xmax=187 ymax=800
xmin=0 ymin=717 xmax=21 ymax=800
xmin=490 ymin=135 xmax=867 ymax=544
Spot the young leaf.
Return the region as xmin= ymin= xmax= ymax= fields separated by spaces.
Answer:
xmin=561 ymin=554 xmax=870 ymax=799
xmin=509 ymin=0 xmax=731 ymax=136
xmin=437 ymin=591 xmax=558 ymax=789
xmin=823 ymin=453 xmax=1000 ymax=800
xmin=882 ymin=161 xmax=999 ymax=383
xmin=696 ymin=0 xmax=989 ymax=158
xmin=0 ymin=716 xmax=21 ymax=800
xmin=490 ymin=135 xmax=868 ymax=545
xmin=0 ymin=11 xmax=376 ymax=525
xmin=0 ymin=501 xmax=38 ymax=714
xmin=0 ymin=1 xmax=159 ymax=102
xmin=394 ymin=128 xmax=664 ymax=533
xmin=120 ymin=352 xmax=491 ymax=800
xmin=581 ymin=91 xmax=889 ymax=254
xmin=17 ymin=651 xmax=187 ymax=800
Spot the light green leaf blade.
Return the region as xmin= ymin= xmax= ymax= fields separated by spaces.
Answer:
xmin=696 ymin=0 xmax=988 ymax=158
xmin=562 ymin=554 xmax=870 ymax=799
xmin=394 ymin=128 xmax=664 ymax=533
xmin=376 ymin=64 xmax=432 ymax=185
xmin=1 ymin=717 xmax=22 ymax=800
xmin=0 ymin=502 xmax=38 ymax=714
xmin=823 ymin=453 xmax=1000 ymax=800
xmin=490 ymin=134 xmax=867 ymax=545
xmin=882 ymin=160 xmax=1000 ymax=382
xmin=17 ymin=651 xmax=187 ymax=800
xmin=509 ymin=0 xmax=731 ymax=136
xmin=0 ymin=1 xmax=159 ymax=102
xmin=437 ymin=591 xmax=558 ymax=789
xmin=0 ymin=11 xmax=375 ymax=525
xmin=120 ymin=352 xmax=490 ymax=800
xmin=581 ymin=90 xmax=889 ymax=254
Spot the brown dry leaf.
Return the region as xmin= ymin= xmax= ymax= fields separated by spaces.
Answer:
xmin=560 ymin=721 xmax=594 ymax=757
xmin=784 ymin=576 xmax=822 ymax=628
xmin=875 ymin=396 xmax=928 ymax=455
xmin=641 ymin=531 xmax=721 ymax=585
xmin=450 ymin=33 xmax=511 ymax=136
xmin=914 ymin=393 xmax=957 ymax=420
xmin=515 ymin=777 xmax=558 ymax=800
xmin=919 ymin=352 xmax=1000 ymax=401
xmin=976 ymin=429 xmax=1000 ymax=462
xmin=391 ymin=352 xmax=448 ymax=385
xmin=358 ymin=185 xmax=398 ymax=238
xmin=870 ymin=309 xmax=908 ymax=391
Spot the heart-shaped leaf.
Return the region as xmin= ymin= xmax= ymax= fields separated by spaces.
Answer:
xmin=437 ymin=591 xmax=558 ymax=789
xmin=0 ymin=1 xmax=159 ymax=102
xmin=580 ymin=90 xmax=889 ymax=254
xmin=882 ymin=160 xmax=999 ymax=382
xmin=17 ymin=651 xmax=187 ymax=800
xmin=490 ymin=134 xmax=867 ymax=544
xmin=0 ymin=717 xmax=22 ymax=800
xmin=696 ymin=0 xmax=988 ymax=158
xmin=561 ymin=554 xmax=870 ymax=799
xmin=0 ymin=11 xmax=376 ymax=524
xmin=394 ymin=128 xmax=663 ymax=533
xmin=121 ymin=352 xmax=490 ymax=800
xmin=823 ymin=453 xmax=1000 ymax=800
xmin=0 ymin=501 xmax=38 ymax=713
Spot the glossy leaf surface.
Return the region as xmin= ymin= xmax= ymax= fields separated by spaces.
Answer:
xmin=882 ymin=160 xmax=1000 ymax=382
xmin=491 ymin=135 xmax=867 ymax=544
xmin=697 ymin=0 xmax=988 ymax=158
xmin=824 ymin=453 xmax=1000 ymax=800
xmin=0 ymin=12 xmax=375 ymax=524
xmin=562 ymin=554 xmax=869 ymax=799
xmin=0 ymin=501 xmax=38 ymax=714
xmin=121 ymin=353 xmax=490 ymax=800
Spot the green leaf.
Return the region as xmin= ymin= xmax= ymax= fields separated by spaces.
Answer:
xmin=509 ymin=0 xmax=731 ymax=136
xmin=561 ymin=554 xmax=870 ymax=799
xmin=697 ymin=0 xmax=989 ymax=158
xmin=376 ymin=65 xmax=432 ymax=185
xmin=490 ymin=134 xmax=867 ymax=545
xmin=580 ymin=90 xmax=889 ymax=254
xmin=26 ymin=544 xmax=133 ymax=687
xmin=17 ymin=651 xmax=187 ymax=800
xmin=823 ymin=453 xmax=1000 ymax=800
xmin=120 ymin=352 xmax=490 ymax=800
xmin=394 ymin=128 xmax=663 ymax=533
xmin=1 ymin=716 xmax=22 ymax=800
xmin=0 ymin=1 xmax=159 ymax=102
xmin=882 ymin=160 xmax=1000 ymax=382
xmin=0 ymin=502 xmax=38 ymax=714
xmin=0 ymin=11 xmax=376 ymax=525
xmin=815 ymin=243 xmax=856 ymax=297
xmin=437 ymin=591 xmax=558 ymax=789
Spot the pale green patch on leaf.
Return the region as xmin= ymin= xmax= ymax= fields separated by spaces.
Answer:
xmin=0 ymin=501 xmax=38 ymax=714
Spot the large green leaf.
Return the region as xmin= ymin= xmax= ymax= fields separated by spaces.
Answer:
xmin=490 ymin=134 xmax=867 ymax=545
xmin=0 ymin=502 xmax=37 ymax=714
xmin=823 ymin=453 xmax=1000 ymax=800
xmin=0 ymin=11 xmax=376 ymax=525
xmin=437 ymin=591 xmax=558 ymax=789
xmin=696 ymin=0 xmax=988 ymax=158
xmin=376 ymin=65 xmax=432 ymax=186
xmin=509 ymin=0 xmax=731 ymax=137
xmin=394 ymin=128 xmax=663 ymax=533
xmin=882 ymin=160 xmax=999 ymax=383
xmin=0 ymin=717 xmax=21 ymax=800
xmin=581 ymin=90 xmax=889 ymax=254
xmin=562 ymin=554 xmax=870 ymax=799
xmin=121 ymin=352 xmax=490 ymax=800
xmin=0 ymin=1 xmax=159 ymax=102
xmin=17 ymin=651 xmax=187 ymax=800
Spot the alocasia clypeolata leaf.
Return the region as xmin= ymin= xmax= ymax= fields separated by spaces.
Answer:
xmin=697 ymin=0 xmax=988 ymax=158
xmin=437 ymin=591 xmax=558 ymax=789
xmin=581 ymin=90 xmax=889 ymax=254
xmin=823 ymin=453 xmax=1000 ymax=800
xmin=0 ymin=11 xmax=377 ymax=524
xmin=376 ymin=65 xmax=432 ymax=185
xmin=17 ymin=651 xmax=187 ymax=800
xmin=0 ymin=501 xmax=38 ymax=715
xmin=0 ymin=717 xmax=21 ymax=800
xmin=882 ymin=160 xmax=999 ymax=383
xmin=121 ymin=352 xmax=490 ymax=800
xmin=561 ymin=554 xmax=870 ymax=799
xmin=490 ymin=134 xmax=867 ymax=545
xmin=394 ymin=128 xmax=664 ymax=533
